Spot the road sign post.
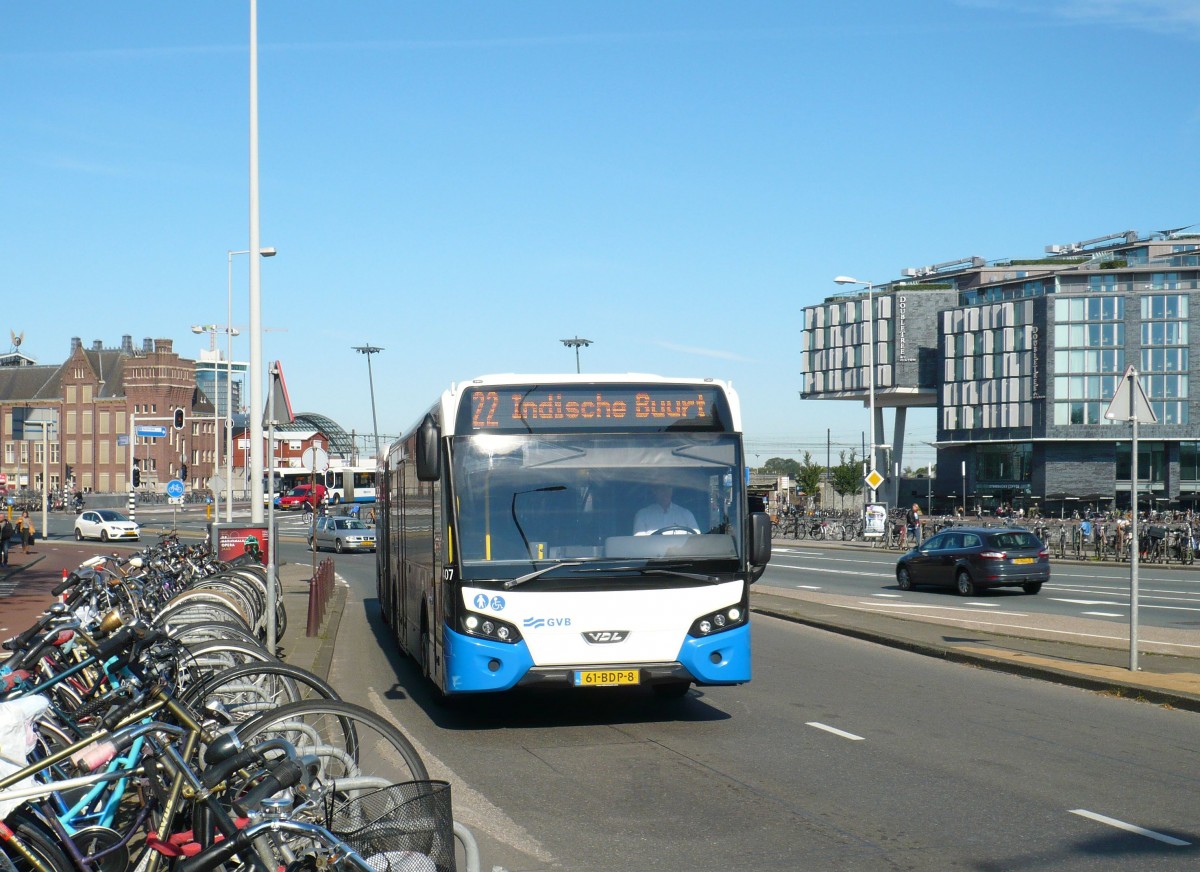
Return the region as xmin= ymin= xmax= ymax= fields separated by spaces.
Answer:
xmin=1104 ymin=365 xmax=1157 ymax=672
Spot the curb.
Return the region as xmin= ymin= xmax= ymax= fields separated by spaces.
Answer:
xmin=309 ymin=580 xmax=347 ymax=683
xmin=751 ymin=599 xmax=1200 ymax=714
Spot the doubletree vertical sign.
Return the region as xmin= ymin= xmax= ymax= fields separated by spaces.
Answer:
xmin=457 ymin=384 xmax=733 ymax=433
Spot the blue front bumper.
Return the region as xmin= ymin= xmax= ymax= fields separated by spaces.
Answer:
xmin=441 ymin=623 xmax=751 ymax=694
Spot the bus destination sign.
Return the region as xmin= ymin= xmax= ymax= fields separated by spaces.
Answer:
xmin=459 ymin=385 xmax=731 ymax=433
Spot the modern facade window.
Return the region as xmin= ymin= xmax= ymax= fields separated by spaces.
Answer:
xmin=941 ymin=299 xmax=1035 ymax=432
xmin=1181 ymin=442 xmax=1200 ymax=483
xmin=1139 ymin=293 xmax=1189 ymax=424
xmin=1052 ymin=295 xmax=1124 ymax=426
xmin=799 ymin=228 xmax=1200 ymax=511
xmin=1115 ymin=442 xmax=1166 ymax=483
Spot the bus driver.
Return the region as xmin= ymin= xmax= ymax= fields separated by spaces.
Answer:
xmin=633 ymin=484 xmax=699 ymax=535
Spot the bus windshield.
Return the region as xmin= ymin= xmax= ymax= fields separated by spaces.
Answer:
xmin=450 ymin=432 xmax=743 ymax=579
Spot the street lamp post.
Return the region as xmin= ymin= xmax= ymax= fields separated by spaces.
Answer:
xmin=352 ymin=345 xmax=383 ymax=463
xmin=227 ymin=247 xmax=276 ymax=521
xmin=560 ymin=336 xmax=593 ymax=373
xmin=834 ymin=276 xmax=876 ymax=501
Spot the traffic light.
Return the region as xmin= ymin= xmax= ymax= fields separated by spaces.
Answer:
xmin=180 ymin=463 xmax=188 ymax=481
xmin=133 ymin=466 xmax=141 ymax=488
xmin=173 ymin=408 xmax=185 ymax=430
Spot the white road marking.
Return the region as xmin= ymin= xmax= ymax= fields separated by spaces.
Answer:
xmin=1049 ymin=598 xmax=1122 ymax=606
xmin=1069 ymin=809 xmax=1190 ymax=846
xmin=774 ymin=564 xmax=888 ymax=579
xmin=963 ymin=602 xmax=1000 ymax=608
xmin=873 ymin=593 xmax=901 ymax=598
xmin=363 ymin=687 xmax=556 ymax=863
xmin=806 ymin=722 xmax=865 ymax=741
xmin=860 ymin=601 xmax=1030 ymax=617
xmin=1081 ymin=612 xmax=1125 ymax=617
xmin=794 ymin=585 xmax=822 ymax=590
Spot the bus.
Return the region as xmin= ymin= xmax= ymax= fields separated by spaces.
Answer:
xmin=376 ymin=374 xmax=771 ymax=698
xmin=326 ymin=465 xmax=377 ymax=504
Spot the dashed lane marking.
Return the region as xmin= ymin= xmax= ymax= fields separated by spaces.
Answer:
xmin=1069 ymin=809 xmax=1190 ymax=846
xmin=806 ymin=722 xmax=865 ymax=741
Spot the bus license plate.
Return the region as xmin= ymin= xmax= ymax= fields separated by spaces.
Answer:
xmin=574 ymin=669 xmax=640 ymax=687
xmin=1013 ymin=557 xmax=1034 ymax=564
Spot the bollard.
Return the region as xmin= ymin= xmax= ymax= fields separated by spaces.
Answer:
xmin=306 ymin=558 xmax=335 ymax=637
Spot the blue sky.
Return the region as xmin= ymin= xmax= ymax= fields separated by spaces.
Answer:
xmin=2 ymin=1 xmax=1197 ymax=470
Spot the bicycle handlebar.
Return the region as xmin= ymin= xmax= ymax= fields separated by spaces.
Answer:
xmin=176 ymin=819 xmax=375 ymax=872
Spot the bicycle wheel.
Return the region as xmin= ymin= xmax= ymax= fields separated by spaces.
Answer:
xmin=167 ymin=621 xmax=265 ymax=649
xmin=236 ymin=700 xmax=428 ymax=796
xmin=182 ymin=661 xmax=341 ymax=726
xmin=177 ymin=638 xmax=278 ymax=691
xmin=2 ymin=810 xmax=74 ymax=872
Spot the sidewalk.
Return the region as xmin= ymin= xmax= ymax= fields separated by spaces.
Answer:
xmin=0 ymin=539 xmax=345 ymax=685
xmin=761 ymin=535 xmax=1200 ymax=712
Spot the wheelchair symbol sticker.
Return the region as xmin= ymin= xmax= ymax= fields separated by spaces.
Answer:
xmin=472 ymin=594 xmax=506 ymax=611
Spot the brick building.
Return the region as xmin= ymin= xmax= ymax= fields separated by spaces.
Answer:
xmin=0 ymin=337 xmax=207 ymax=495
xmin=0 ymin=335 xmax=354 ymax=498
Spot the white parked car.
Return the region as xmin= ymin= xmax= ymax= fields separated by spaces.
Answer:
xmin=74 ymin=509 xmax=141 ymax=542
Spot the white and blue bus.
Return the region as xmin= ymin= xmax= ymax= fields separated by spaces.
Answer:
xmin=327 ymin=465 xmax=377 ymax=504
xmin=376 ymin=374 xmax=771 ymax=698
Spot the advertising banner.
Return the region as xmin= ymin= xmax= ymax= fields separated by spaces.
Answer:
xmin=211 ymin=523 xmax=273 ymax=565
xmin=863 ymin=503 xmax=889 ymax=539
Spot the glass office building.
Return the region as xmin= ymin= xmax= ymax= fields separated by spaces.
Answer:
xmin=800 ymin=229 xmax=1200 ymax=512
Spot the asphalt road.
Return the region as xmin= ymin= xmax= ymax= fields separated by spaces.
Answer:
xmin=321 ymin=547 xmax=1200 ymax=872
xmin=765 ymin=540 xmax=1200 ymax=646
xmin=33 ymin=507 xmax=1200 ymax=869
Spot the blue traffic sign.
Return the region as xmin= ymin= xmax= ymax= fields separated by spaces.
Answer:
xmin=136 ymin=425 xmax=168 ymax=438
xmin=165 ymin=479 xmax=185 ymax=498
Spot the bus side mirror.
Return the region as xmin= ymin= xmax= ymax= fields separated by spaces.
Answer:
xmin=415 ymin=414 xmax=440 ymax=482
xmin=748 ymin=512 xmax=772 ymax=582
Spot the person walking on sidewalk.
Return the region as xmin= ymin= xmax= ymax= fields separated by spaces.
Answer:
xmin=0 ymin=516 xmax=12 ymax=567
xmin=16 ymin=511 xmax=34 ymax=555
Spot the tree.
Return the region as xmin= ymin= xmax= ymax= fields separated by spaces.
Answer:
xmin=760 ymin=457 xmax=801 ymax=478
xmin=831 ymin=449 xmax=863 ymax=510
xmin=794 ymin=451 xmax=824 ymax=505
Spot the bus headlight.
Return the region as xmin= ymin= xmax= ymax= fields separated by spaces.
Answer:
xmin=459 ymin=611 xmax=522 ymax=644
xmin=688 ymin=605 xmax=746 ymax=637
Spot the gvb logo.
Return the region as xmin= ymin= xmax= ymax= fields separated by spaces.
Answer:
xmin=522 ymin=617 xmax=571 ymax=629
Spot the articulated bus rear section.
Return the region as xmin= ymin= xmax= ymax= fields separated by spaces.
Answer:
xmin=376 ymin=375 xmax=772 ymax=698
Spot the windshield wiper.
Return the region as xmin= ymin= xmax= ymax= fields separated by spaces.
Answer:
xmin=568 ymin=564 xmax=721 ymax=583
xmin=644 ymin=568 xmax=720 ymax=583
xmin=504 ymin=561 xmax=584 ymax=589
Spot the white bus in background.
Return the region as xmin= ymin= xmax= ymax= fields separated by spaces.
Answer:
xmin=326 ymin=465 xmax=377 ymax=504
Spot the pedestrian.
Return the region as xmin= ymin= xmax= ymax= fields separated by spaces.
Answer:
xmin=905 ymin=503 xmax=921 ymax=546
xmin=0 ymin=515 xmax=12 ymax=567
xmin=17 ymin=511 xmax=34 ymax=555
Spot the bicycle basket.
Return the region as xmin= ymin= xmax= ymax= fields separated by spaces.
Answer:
xmin=323 ymin=781 xmax=454 ymax=872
